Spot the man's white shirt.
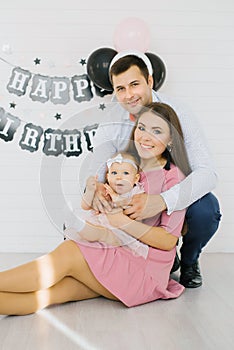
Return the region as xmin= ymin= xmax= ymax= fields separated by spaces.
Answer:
xmin=86 ymin=91 xmax=217 ymax=214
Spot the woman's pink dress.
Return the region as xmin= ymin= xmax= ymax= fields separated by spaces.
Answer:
xmin=76 ymin=164 xmax=186 ymax=307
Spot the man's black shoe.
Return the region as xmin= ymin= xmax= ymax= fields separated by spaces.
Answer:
xmin=180 ymin=260 xmax=202 ymax=288
xmin=170 ymin=252 xmax=180 ymax=273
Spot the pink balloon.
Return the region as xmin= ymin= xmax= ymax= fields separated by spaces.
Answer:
xmin=113 ymin=17 xmax=150 ymax=52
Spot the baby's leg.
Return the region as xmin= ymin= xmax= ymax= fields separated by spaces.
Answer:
xmin=64 ymin=211 xmax=120 ymax=246
xmin=79 ymin=222 xmax=121 ymax=246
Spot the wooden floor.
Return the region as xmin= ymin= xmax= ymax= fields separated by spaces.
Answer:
xmin=0 ymin=252 xmax=234 ymax=350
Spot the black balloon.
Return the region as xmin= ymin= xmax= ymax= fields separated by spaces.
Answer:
xmin=87 ymin=47 xmax=117 ymax=91
xmin=87 ymin=47 xmax=166 ymax=92
xmin=145 ymin=52 xmax=166 ymax=91
xmin=93 ymin=84 xmax=112 ymax=97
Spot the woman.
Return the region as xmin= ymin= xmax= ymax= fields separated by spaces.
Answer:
xmin=0 ymin=102 xmax=191 ymax=315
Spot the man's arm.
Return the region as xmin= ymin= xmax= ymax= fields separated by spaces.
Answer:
xmin=161 ymin=168 xmax=217 ymax=214
xmin=81 ymin=176 xmax=97 ymax=210
xmin=162 ymin=98 xmax=217 ymax=214
xmin=79 ymin=122 xmax=119 ymax=212
xmin=124 ymin=166 xmax=217 ymax=219
xmin=150 ymin=91 xmax=218 ymax=215
xmin=82 ymin=106 xmax=134 ymax=212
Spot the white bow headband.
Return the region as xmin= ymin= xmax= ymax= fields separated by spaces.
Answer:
xmin=106 ymin=154 xmax=138 ymax=170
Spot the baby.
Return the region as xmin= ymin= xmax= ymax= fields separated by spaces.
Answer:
xmin=64 ymin=152 xmax=149 ymax=258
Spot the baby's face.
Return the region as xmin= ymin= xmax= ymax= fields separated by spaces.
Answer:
xmin=107 ymin=162 xmax=140 ymax=195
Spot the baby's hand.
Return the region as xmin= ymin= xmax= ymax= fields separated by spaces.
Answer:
xmin=104 ymin=184 xmax=119 ymax=202
xmin=104 ymin=184 xmax=131 ymax=209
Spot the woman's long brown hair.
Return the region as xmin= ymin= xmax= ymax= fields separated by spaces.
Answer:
xmin=127 ymin=102 xmax=191 ymax=176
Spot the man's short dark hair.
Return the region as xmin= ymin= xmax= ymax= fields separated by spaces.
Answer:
xmin=109 ymin=55 xmax=149 ymax=83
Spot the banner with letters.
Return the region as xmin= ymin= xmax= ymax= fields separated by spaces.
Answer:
xmin=0 ymin=106 xmax=99 ymax=157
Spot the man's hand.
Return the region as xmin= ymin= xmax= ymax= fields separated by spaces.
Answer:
xmin=123 ymin=193 xmax=167 ymax=220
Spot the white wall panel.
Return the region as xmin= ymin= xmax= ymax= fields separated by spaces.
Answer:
xmin=0 ymin=0 xmax=233 ymax=252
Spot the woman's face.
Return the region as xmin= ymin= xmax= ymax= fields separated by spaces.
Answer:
xmin=134 ymin=111 xmax=171 ymax=160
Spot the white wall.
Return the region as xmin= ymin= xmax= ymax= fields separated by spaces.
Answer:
xmin=0 ymin=0 xmax=233 ymax=252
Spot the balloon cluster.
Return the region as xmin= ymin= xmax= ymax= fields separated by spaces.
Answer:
xmin=87 ymin=17 xmax=166 ymax=92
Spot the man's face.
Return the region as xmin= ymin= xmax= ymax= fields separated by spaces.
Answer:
xmin=112 ymin=65 xmax=153 ymax=116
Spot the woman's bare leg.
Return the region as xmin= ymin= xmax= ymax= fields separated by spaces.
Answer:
xmin=0 ymin=240 xmax=78 ymax=292
xmin=0 ymin=233 xmax=119 ymax=294
xmin=0 ymin=240 xmax=118 ymax=303
xmin=0 ymin=240 xmax=119 ymax=315
xmin=0 ymin=276 xmax=101 ymax=316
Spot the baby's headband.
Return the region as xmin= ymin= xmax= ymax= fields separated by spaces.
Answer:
xmin=106 ymin=154 xmax=138 ymax=170
xmin=109 ymin=49 xmax=153 ymax=76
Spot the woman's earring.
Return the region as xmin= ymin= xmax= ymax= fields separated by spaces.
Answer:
xmin=167 ymin=144 xmax=173 ymax=152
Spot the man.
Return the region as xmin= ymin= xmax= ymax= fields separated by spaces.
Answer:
xmin=86 ymin=51 xmax=221 ymax=288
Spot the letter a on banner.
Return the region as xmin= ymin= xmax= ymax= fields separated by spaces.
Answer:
xmin=30 ymin=74 xmax=52 ymax=103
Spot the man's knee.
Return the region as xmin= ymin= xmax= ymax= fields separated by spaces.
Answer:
xmin=184 ymin=193 xmax=221 ymax=239
xmin=186 ymin=193 xmax=221 ymax=223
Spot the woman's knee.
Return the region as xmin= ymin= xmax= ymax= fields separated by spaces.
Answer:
xmin=53 ymin=239 xmax=79 ymax=256
xmin=50 ymin=240 xmax=83 ymax=273
xmin=58 ymin=240 xmax=88 ymax=273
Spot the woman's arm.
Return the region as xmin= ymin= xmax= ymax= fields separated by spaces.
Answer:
xmin=106 ymin=210 xmax=178 ymax=251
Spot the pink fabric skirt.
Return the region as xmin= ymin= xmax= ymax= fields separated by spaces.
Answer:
xmin=76 ymin=241 xmax=185 ymax=307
